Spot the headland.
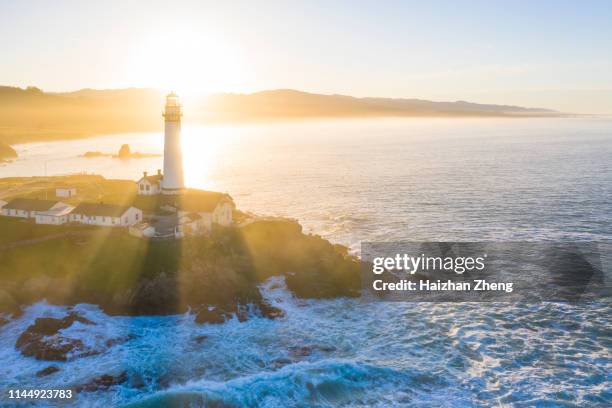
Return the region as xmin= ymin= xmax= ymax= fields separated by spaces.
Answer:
xmin=0 ymin=175 xmax=361 ymax=322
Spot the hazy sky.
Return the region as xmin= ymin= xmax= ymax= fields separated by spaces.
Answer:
xmin=1 ymin=0 xmax=611 ymax=113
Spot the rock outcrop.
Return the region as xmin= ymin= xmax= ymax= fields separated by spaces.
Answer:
xmin=14 ymin=312 xmax=136 ymax=362
xmin=195 ymin=307 xmax=232 ymax=324
xmin=36 ymin=365 xmax=60 ymax=377
xmin=15 ymin=313 xmax=95 ymax=361
xmin=81 ymin=151 xmax=107 ymax=158
xmin=117 ymin=144 xmax=131 ymax=159
xmin=75 ymin=372 xmax=128 ymax=392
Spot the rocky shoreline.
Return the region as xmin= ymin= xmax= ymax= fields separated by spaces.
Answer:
xmin=0 ymin=217 xmax=360 ymax=330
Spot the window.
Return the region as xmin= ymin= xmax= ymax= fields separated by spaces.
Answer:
xmin=146 ymin=185 xmax=150 ymax=191
xmin=136 ymin=213 xmax=139 ymax=221
xmin=140 ymin=184 xmax=145 ymax=191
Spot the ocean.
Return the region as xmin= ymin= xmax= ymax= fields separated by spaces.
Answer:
xmin=0 ymin=117 xmax=610 ymax=407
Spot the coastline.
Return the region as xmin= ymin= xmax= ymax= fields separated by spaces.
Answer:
xmin=0 ymin=176 xmax=361 ymax=320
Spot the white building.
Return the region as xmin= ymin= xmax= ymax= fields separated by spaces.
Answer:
xmin=175 ymin=193 xmax=234 ymax=231
xmin=161 ymin=92 xmax=185 ymax=195
xmin=1 ymin=198 xmax=69 ymax=219
xmin=137 ymin=170 xmax=163 ymax=195
xmin=129 ymin=222 xmax=156 ymax=238
xmin=35 ymin=203 xmax=75 ymax=225
xmin=174 ymin=213 xmax=207 ymax=238
xmin=70 ymin=203 xmax=143 ymax=227
xmin=56 ymin=187 xmax=77 ymax=198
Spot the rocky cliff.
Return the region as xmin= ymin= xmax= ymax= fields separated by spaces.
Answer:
xmin=0 ymin=219 xmax=361 ymax=322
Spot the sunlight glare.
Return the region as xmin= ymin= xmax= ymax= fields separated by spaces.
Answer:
xmin=127 ymin=27 xmax=247 ymax=96
xmin=181 ymin=125 xmax=238 ymax=191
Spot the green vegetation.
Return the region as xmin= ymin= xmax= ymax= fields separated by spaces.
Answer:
xmin=0 ymin=175 xmax=360 ymax=316
xmin=0 ymin=219 xmax=360 ymax=316
xmin=0 ymin=217 xmax=66 ymax=245
xmin=0 ymin=175 xmax=120 ymax=203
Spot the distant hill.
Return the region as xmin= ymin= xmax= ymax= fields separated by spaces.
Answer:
xmin=0 ymin=86 xmax=163 ymax=143
xmin=0 ymin=86 xmax=559 ymax=144
xmin=202 ymin=89 xmax=557 ymax=121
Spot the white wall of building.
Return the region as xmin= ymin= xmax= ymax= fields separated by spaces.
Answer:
xmin=162 ymin=120 xmax=185 ymax=193
xmin=2 ymin=208 xmax=29 ymax=218
xmin=122 ymin=207 xmax=143 ymax=226
xmin=70 ymin=207 xmax=143 ymax=227
xmin=1 ymin=201 xmax=68 ymax=219
xmin=36 ymin=214 xmax=70 ymax=225
xmin=176 ymin=202 xmax=233 ymax=231
xmin=70 ymin=214 xmax=120 ymax=226
xmin=35 ymin=204 xmax=74 ymax=225
xmin=178 ymin=211 xmax=213 ymax=231
xmin=137 ymin=180 xmax=161 ymax=195
xmin=213 ymin=202 xmax=233 ymax=226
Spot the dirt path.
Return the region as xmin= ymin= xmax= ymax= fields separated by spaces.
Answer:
xmin=0 ymin=230 xmax=93 ymax=250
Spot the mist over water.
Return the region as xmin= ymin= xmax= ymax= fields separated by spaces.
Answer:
xmin=1 ymin=118 xmax=611 ymax=407
xmin=5 ymin=117 xmax=612 ymax=249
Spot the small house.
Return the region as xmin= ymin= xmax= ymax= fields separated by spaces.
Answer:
xmin=1 ymin=198 xmax=69 ymax=219
xmin=56 ymin=187 xmax=77 ymax=198
xmin=137 ymin=170 xmax=163 ymax=196
xmin=35 ymin=203 xmax=75 ymax=225
xmin=70 ymin=203 xmax=143 ymax=227
xmin=173 ymin=192 xmax=234 ymax=231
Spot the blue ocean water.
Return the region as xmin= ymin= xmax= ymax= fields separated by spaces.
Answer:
xmin=1 ymin=279 xmax=610 ymax=407
xmin=0 ymin=118 xmax=611 ymax=406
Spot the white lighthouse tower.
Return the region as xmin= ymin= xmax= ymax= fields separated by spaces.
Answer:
xmin=161 ymin=92 xmax=185 ymax=194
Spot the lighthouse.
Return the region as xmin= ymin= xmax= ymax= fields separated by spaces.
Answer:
xmin=161 ymin=92 xmax=185 ymax=194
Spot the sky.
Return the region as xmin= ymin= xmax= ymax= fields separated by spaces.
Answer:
xmin=1 ymin=0 xmax=611 ymax=113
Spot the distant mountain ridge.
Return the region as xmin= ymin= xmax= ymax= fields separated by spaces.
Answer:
xmin=207 ymin=88 xmax=556 ymax=118
xmin=0 ymin=86 xmax=559 ymax=144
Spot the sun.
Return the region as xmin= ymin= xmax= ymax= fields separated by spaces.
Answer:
xmin=126 ymin=27 xmax=248 ymax=96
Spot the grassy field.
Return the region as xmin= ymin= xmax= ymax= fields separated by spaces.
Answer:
xmin=42 ymin=177 xmax=175 ymax=211
xmin=0 ymin=217 xmax=66 ymax=245
xmin=0 ymin=175 xmax=135 ymax=203
xmin=0 ymin=176 xmax=232 ymax=214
